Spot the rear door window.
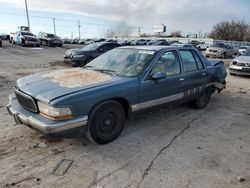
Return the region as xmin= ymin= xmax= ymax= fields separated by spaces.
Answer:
xmin=179 ymin=50 xmax=198 ymax=72
xmin=192 ymin=50 xmax=204 ymax=70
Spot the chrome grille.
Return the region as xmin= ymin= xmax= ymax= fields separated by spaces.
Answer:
xmin=14 ymin=87 xmax=38 ymax=113
xmin=236 ymin=62 xmax=250 ymax=67
xmin=27 ymin=37 xmax=38 ymax=42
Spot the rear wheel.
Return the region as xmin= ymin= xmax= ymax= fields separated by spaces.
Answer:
xmin=86 ymin=101 xmax=125 ymax=144
xmin=191 ymin=88 xmax=212 ymax=109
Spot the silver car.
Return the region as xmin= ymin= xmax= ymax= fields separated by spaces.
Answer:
xmin=229 ymin=48 xmax=250 ymax=76
xmin=205 ymin=43 xmax=238 ymax=59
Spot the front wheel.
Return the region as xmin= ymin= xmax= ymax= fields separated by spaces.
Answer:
xmin=191 ymin=89 xmax=211 ymax=109
xmin=86 ymin=101 xmax=125 ymax=144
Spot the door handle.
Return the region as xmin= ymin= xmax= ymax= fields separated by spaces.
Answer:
xmin=179 ymin=78 xmax=185 ymax=81
xmin=201 ymin=72 xmax=206 ymax=76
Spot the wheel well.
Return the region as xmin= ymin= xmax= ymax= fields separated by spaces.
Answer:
xmin=88 ymin=98 xmax=131 ymax=119
xmin=111 ymin=98 xmax=130 ymax=119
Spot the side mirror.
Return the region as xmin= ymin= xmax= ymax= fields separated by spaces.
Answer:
xmin=151 ymin=72 xmax=166 ymax=80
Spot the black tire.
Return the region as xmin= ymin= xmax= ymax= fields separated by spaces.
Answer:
xmin=191 ymin=88 xmax=212 ymax=109
xmin=221 ymin=53 xmax=226 ymax=59
xmin=229 ymin=72 xmax=236 ymax=76
xmin=86 ymin=100 xmax=125 ymax=144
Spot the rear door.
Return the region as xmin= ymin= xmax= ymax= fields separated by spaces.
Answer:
xmin=178 ymin=49 xmax=210 ymax=98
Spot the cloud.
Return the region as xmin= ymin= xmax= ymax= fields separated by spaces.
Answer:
xmin=0 ymin=0 xmax=249 ymax=34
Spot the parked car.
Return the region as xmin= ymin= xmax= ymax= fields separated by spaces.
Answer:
xmin=238 ymin=46 xmax=249 ymax=55
xmin=64 ymin=42 xmax=121 ymax=67
xmin=38 ymin=32 xmax=63 ymax=47
xmin=63 ymin=39 xmax=72 ymax=44
xmin=0 ymin=38 xmax=2 ymax=47
xmin=205 ymin=43 xmax=238 ymax=59
xmin=229 ymin=48 xmax=250 ymax=76
xmin=71 ymin=39 xmax=79 ymax=44
xmin=196 ymin=43 xmax=210 ymax=51
xmin=105 ymin=39 xmax=117 ymax=43
xmin=94 ymin=38 xmax=105 ymax=43
xmin=148 ymin=39 xmax=167 ymax=45
xmin=188 ymin=40 xmax=200 ymax=48
xmin=7 ymin=46 xmax=227 ymax=144
xmin=82 ymin=39 xmax=94 ymax=45
xmin=9 ymin=31 xmax=40 ymax=47
xmin=151 ymin=40 xmax=170 ymax=46
xmin=131 ymin=39 xmax=147 ymax=45
xmin=117 ymin=39 xmax=130 ymax=45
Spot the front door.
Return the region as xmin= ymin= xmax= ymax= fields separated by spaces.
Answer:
xmin=135 ymin=50 xmax=185 ymax=111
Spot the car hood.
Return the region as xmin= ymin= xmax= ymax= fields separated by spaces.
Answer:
xmin=208 ymin=47 xmax=226 ymax=51
xmin=234 ymin=55 xmax=250 ymax=63
xmin=16 ymin=68 xmax=121 ymax=103
xmin=65 ymin=48 xmax=82 ymax=55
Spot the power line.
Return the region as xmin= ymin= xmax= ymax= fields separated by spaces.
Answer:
xmin=0 ymin=11 xmax=154 ymax=30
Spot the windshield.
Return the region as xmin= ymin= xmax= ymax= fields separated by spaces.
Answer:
xmin=242 ymin=48 xmax=250 ymax=56
xmin=239 ymin=46 xmax=248 ymax=50
xmin=212 ymin=43 xmax=226 ymax=48
xmin=86 ymin=48 xmax=155 ymax=77
xmin=21 ymin=32 xmax=34 ymax=36
xmin=82 ymin=43 xmax=100 ymax=51
xmin=47 ymin=34 xmax=56 ymax=38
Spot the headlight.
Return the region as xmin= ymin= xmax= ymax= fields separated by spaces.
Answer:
xmin=231 ymin=60 xmax=237 ymax=65
xmin=38 ymin=102 xmax=74 ymax=120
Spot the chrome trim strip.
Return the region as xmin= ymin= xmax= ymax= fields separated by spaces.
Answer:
xmin=7 ymin=95 xmax=88 ymax=134
xmin=131 ymin=93 xmax=184 ymax=112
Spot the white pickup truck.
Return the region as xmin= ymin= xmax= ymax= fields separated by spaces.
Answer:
xmin=9 ymin=26 xmax=40 ymax=47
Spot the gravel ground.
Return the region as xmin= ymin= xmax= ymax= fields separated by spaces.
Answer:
xmin=0 ymin=41 xmax=249 ymax=188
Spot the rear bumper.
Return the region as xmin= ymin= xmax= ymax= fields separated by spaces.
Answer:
xmin=7 ymin=94 xmax=88 ymax=136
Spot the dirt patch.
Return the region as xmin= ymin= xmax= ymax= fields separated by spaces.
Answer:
xmin=42 ymin=68 xmax=112 ymax=88
xmin=48 ymin=61 xmax=69 ymax=67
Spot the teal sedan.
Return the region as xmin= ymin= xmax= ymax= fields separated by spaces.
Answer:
xmin=7 ymin=46 xmax=227 ymax=144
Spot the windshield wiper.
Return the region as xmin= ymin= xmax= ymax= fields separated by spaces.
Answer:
xmin=83 ymin=65 xmax=93 ymax=69
xmin=93 ymin=68 xmax=117 ymax=76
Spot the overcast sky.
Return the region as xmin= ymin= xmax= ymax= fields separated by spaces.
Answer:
xmin=0 ymin=0 xmax=249 ymax=38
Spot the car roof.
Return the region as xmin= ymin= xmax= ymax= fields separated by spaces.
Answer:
xmin=119 ymin=45 xmax=194 ymax=52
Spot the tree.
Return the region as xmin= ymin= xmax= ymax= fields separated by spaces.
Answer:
xmin=209 ymin=20 xmax=250 ymax=41
xmin=168 ymin=31 xmax=182 ymax=37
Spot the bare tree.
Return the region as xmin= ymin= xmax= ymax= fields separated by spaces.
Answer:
xmin=103 ymin=22 xmax=134 ymax=38
xmin=169 ymin=31 xmax=182 ymax=37
xmin=209 ymin=20 xmax=250 ymax=41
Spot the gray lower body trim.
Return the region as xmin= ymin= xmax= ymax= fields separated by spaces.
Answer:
xmin=131 ymin=93 xmax=184 ymax=112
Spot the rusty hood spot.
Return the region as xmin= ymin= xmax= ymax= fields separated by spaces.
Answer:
xmin=42 ymin=68 xmax=112 ymax=88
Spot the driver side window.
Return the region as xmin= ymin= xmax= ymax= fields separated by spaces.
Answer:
xmin=150 ymin=51 xmax=181 ymax=77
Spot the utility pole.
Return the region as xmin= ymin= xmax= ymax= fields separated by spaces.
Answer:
xmin=78 ymin=20 xmax=81 ymax=40
xmin=24 ymin=0 xmax=30 ymax=31
xmin=138 ymin=27 xmax=141 ymax=37
xmin=53 ymin=18 xmax=56 ymax=35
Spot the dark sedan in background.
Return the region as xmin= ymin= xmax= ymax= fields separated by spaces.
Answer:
xmin=64 ymin=42 xmax=121 ymax=67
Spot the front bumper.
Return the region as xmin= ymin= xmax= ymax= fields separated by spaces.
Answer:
xmin=7 ymin=94 xmax=88 ymax=136
xmin=229 ymin=65 xmax=250 ymax=75
xmin=205 ymin=51 xmax=224 ymax=58
xmin=25 ymin=41 xmax=39 ymax=46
